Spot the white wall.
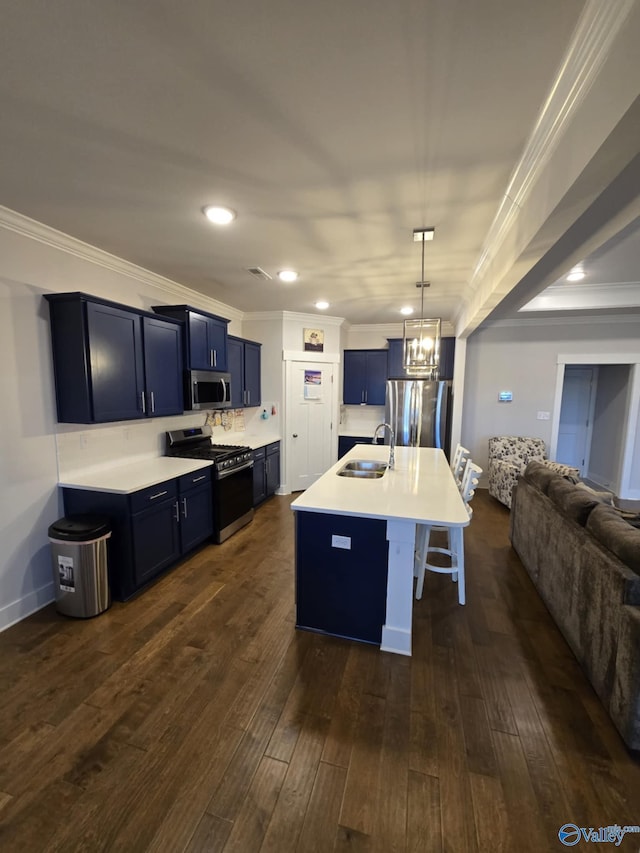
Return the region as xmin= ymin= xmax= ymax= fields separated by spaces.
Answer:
xmin=462 ymin=317 xmax=640 ymax=482
xmin=0 ymin=213 xmax=247 ymax=631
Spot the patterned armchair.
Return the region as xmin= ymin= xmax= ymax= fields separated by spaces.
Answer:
xmin=487 ymin=436 xmax=579 ymax=509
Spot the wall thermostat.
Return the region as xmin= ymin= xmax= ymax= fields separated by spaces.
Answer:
xmin=498 ymin=391 xmax=513 ymax=402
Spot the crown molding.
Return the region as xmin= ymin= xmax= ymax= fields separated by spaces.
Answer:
xmin=0 ymin=205 xmax=244 ymax=322
xmin=481 ymin=312 xmax=640 ymax=329
xmin=348 ymin=320 xmax=456 ymax=337
xmin=281 ymin=311 xmax=346 ymax=326
xmin=470 ymin=0 xmax=637 ymax=289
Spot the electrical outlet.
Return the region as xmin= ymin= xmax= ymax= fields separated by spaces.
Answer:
xmin=331 ymin=535 xmax=351 ymax=550
xmin=537 ymin=411 xmax=550 ymax=420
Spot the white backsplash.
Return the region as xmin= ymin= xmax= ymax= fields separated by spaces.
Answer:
xmin=55 ymin=402 xmax=281 ymax=478
xmin=339 ymin=405 xmax=385 ymax=438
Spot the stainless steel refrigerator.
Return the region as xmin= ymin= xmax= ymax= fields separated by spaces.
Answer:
xmin=384 ymin=380 xmax=451 ymax=452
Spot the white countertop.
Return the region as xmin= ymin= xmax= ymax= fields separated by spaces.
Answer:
xmin=59 ymin=457 xmax=214 ymax=494
xmin=291 ymin=444 xmax=469 ymax=527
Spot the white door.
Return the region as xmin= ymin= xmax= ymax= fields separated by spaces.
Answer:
xmin=286 ymin=362 xmax=335 ymax=492
xmin=557 ymin=367 xmax=595 ymax=475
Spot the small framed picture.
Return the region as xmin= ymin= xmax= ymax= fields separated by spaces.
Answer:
xmin=304 ymin=328 xmax=324 ymax=352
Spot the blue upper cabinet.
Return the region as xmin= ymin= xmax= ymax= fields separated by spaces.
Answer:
xmin=151 ymin=305 xmax=228 ymax=372
xmin=387 ymin=337 xmax=456 ymax=380
xmin=228 ymin=335 xmax=262 ymax=408
xmin=45 ymin=293 xmax=183 ymax=423
xmin=343 ymin=349 xmax=388 ymax=405
xmin=244 ymin=340 xmax=261 ymax=407
xmin=142 ymin=316 xmax=183 ymax=416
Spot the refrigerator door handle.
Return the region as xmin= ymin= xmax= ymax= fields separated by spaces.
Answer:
xmin=434 ymin=381 xmax=443 ymax=449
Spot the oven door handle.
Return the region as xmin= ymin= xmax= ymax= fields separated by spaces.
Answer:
xmin=216 ymin=460 xmax=254 ymax=480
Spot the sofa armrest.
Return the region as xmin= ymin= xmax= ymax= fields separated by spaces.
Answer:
xmin=610 ymin=605 xmax=640 ymax=751
xmin=488 ymin=459 xmax=521 ymax=509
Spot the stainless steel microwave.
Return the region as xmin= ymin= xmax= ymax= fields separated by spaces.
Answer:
xmin=186 ymin=370 xmax=232 ymax=410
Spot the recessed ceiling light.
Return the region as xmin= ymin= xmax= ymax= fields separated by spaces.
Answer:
xmin=400 ymin=306 xmax=414 ymax=315
xmin=315 ymin=300 xmax=329 ymax=310
xmin=567 ymin=268 xmax=585 ymax=282
xmin=203 ymin=205 xmax=236 ymax=225
xmin=278 ymin=269 xmax=298 ymax=282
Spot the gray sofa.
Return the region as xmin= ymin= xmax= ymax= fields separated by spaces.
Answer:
xmin=510 ymin=460 xmax=640 ymax=751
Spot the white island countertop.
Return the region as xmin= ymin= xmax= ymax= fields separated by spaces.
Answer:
xmin=59 ymin=457 xmax=214 ymax=494
xmin=291 ymin=444 xmax=469 ymax=528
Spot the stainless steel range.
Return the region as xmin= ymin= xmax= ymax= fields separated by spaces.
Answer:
xmin=166 ymin=425 xmax=254 ymax=543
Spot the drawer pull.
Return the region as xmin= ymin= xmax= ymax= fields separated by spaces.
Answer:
xmin=149 ymin=490 xmax=168 ymax=500
xmin=192 ymin=475 xmax=207 ymax=483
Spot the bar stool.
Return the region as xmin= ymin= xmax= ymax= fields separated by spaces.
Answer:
xmin=450 ymin=443 xmax=471 ymax=488
xmin=414 ymin=460 xmax=482 ymax=605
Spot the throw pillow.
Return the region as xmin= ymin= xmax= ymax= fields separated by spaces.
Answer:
xmin=574 ymin=481 xmax=616 ymax=506
xmin=547 ymin=478 xmax=600 ymax=526
xmin=586 ymin=504 xmax=640 ymax=576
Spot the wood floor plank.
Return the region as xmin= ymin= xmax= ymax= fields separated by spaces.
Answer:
xmin=468 ymin=771 xmax=513 ymax=852
xmin=296 ymin=761 xmax=347 ymax=853
xmin=221 ymin=756 xmax=288 ymax=853
xmin=185 ymin=813 xmax=234 ymax=853
xmin=406 ymin=770 xmax=441 ymax=853
xmin=260 ymin=714 xmax=330 ymax=852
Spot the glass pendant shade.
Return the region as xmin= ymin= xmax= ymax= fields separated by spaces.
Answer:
xmin=403 ymin=317 xmax=441 ymax=378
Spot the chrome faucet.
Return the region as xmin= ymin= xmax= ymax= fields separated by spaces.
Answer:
xmin=373 ymin=422 xmax=395 ymax=469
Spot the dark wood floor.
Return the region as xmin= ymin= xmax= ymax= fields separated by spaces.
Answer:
xmin=1 ymin=490 xmax=639 ymax=852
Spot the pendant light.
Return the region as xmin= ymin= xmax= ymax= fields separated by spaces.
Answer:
xmin=403 ymin=228 xmax=440 ymax=378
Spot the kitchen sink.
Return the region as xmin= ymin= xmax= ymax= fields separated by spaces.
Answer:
xmin=337 ymin=460 xmax=387 ymax=479
xmin=343 ymin=460 xmax=388 ymax=473
xmin=337 ymin=469 xmax=386 ymax=479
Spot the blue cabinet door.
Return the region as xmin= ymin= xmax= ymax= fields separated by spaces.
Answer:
xmin=179 ymin=481 xmax=213 ymax=552
xmin=142 ymin=316 xmax=183 ymax=416
xmin=227 ymin=336 xmax=245 ymax=408
xmin=87 ymin=301 xmax=145 ymax=422
xmin=265 ymin=443 xmax=280 ymax=495
xmin=186 ymin=311 xmax=228 ymax=371
xmin=252 ymin=447 xmax=266 ymax=505
xmin=131 ymin=498 xmax=181 ymax=588
xmin=365 ymin=350 xmax=388 ymax=405
xmin=343 ymin=350 xmax=387 ymax=405
xmin=244 ymin=341 xmax=261 ymax=407
xmin=343 ymin=351 xmax=367 ymax=404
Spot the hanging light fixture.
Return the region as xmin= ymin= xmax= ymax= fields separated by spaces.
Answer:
xmin=403 ymin=228 xmax=440 ymax=378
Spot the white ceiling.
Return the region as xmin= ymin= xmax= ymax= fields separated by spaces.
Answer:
xmin=1 ymin=0 xmax=639 ymax=330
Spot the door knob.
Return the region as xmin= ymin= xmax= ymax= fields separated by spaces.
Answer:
xmin=292 ymin=433 xmax=298 ymax=437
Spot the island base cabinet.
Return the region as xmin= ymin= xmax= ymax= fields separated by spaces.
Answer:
xmin=295 ymin=511 xmax=389 ymax=645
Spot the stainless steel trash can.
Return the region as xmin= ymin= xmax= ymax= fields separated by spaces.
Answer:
xmin=48 ymin=516 xmax=111 ymax=618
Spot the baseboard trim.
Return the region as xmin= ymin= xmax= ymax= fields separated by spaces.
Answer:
xmin=0 ymin=583 xmax=55 ymax=633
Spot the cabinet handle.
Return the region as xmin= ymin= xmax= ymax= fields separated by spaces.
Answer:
xmin=365 ymin=390 xmax=368 ymax=403
xmin=141 ymin=391 xmax=147 ymax=413
xmin=174 ymin=501 xmax=180 ymax=521
xmin=182 ymin=497 xmax=188 ymax=518
xmin=247 ymin=389 xmax=250 ymax=405
xmin=150 ymin=391 xmax=155 ymax=413
xmin=150 ymin=490 xmax=168 ymax=500
xmin=192 ymin=475 xmax=206 ymax=483
xmin=210 ymin=349 xmax=217 ymax=368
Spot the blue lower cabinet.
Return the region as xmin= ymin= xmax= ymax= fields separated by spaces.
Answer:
xmin=62 ymin=468 xmax=212 ymax=600
xmin=253 ymin=442 xmax=280 ymax=505
xmin=338 ymin=436 xmax=372 ymax=459
xmin=295 ymin=511 xmax=389 ymax=644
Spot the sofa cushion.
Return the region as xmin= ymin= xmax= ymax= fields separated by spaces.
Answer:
xmin=547 ymin=477 xmax=601 ymax=526
xmin=572 ymin=481 xmax=616 ymax=505
xmin=523 ymin=459 xmax=560 ymax=494
xmin=586 ymin=504 xmax=640 ymax=580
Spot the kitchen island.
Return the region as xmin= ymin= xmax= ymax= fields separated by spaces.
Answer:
xmin=291 ymin=444 xmax=469 ymax=655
